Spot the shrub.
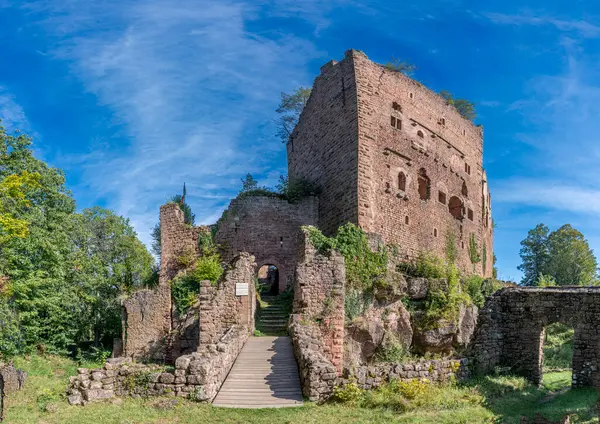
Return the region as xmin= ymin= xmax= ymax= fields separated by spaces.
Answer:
xmin=375 ymin=334 xmax=408 ymax=363
xmin=464 ymin=275 xmax=485 ymax=308
xmin=394 ymin=378 xmax=432 ymax=400
xmin=397 ymin=251 xmax=445 ymax=279
xmin=331 ymin=381 xmax=363 ymax=404
xmin=344 ymin=289 xmax=373 ymax=322
xmin=304 ymin=224 xmax=388 ymax=292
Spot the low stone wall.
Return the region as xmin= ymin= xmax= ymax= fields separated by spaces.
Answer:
xmin=68 ymin=325 xmax=248 ymax=405
xmin=289 ymin=317 xmax=338 ymax=402
xmin=340 ymin=358 xmax=470 ymax=390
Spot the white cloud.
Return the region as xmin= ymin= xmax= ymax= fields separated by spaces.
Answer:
xmin=484 ymin=12 xmax=600 ymax=38
xmin=21 ymin=0 xmax=326 ymax=246
xmin=0 ymin=87 xmax=28 ymax=132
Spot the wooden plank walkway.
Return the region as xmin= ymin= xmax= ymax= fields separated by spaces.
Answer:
xmin=212 ymin=336 xmax=304 ymax=408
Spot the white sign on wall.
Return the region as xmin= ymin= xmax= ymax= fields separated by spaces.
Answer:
xmin=235 ymin=283 xmax=249 ymax=296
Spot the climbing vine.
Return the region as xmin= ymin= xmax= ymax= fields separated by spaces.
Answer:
xmin=304 ymin=224 xmax=388 ymax=292
xmin=469 ymin=234 xmax=481 ymax=270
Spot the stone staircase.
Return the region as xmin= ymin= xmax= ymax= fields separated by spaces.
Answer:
xmin=257 ymin=295 xmax=290 ymax=335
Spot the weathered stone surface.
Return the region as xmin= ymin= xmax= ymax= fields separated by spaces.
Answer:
xmin=471 ymin=287 xmax=600 ymax=388
xmin=288 ymin=49 xmax=494 ymax=278
xmin=83 ymin=389 xmax=114 ymax=402
xmin=412 ymin=318 xmax=456 ymax=355
xmin=407 ymin=277 xmax=428 ymax=300
xmin=454 ymin=304 xmax=478 ymax=348
xmin=215 ymin=196 xmax=319 ymax=293
xmin=0 ymin=364 xmax=26 ymax=393
xmin=67 ymin=391 xmax=83 ymax=406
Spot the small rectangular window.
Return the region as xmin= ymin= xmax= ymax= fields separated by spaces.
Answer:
xmin=438 ymin=191 xmax=446 ymax=205
xmin=464 ymin=163 xmax=468 ymax=172
xmin=396 ymin=119 xmax=402 ymax=130
xmin=391 ymin=116 xmax=396 ymax=127
xmin=434 ymin=228 xmax=438 ymax=237
xmin=468 ymin=209 xmax=474 ymax=221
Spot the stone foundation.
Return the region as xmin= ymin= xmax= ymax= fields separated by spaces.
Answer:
xmin=68 ymin=325 xmax=248 ymax=405
xmin=340 ymin=358 xmax=470 ymax=390
xmin=289 ymin=317 xmax=338 ymax=402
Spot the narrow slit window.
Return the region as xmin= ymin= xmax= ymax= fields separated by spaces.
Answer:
xmin=468 ymin=209 xmax=474 ymax=221
xmin=391 ymin=116 xmax=396 ymax=128
xmin=398 ymin=172 xmax=407 ymax=191
xmin=405 ymin=216 xmax=409 ymax=225
xmin=433 ymin=228 xmax=438 ymax=237
xmin=438 ymin=191 xmax=446 ymax=205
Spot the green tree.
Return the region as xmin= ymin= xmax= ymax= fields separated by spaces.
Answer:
xmin=0 ymin=121 xmax=154 ymax=355
xmin=545 ymin=225 xmax=598 ymax=286
xmin=240 ymin=173 xmax=259 ymax=193
xmin=518 ymin=224 xmax=598 ymax=286
xmin=0 ymin=171 xmax=41 ymax=243
xmin=276 ymin=87 xmax=311 ymax=143
xmin=518 ymin=224 xmax=550 ymax=286
xmin=384 ymin=57 xmax=416 ymax=76
xmin=439 ymin=90 xmax=477 ymax=121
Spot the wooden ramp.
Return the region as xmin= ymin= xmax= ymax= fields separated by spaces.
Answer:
xmin=212 ymin=336 xmax=304 ymax=408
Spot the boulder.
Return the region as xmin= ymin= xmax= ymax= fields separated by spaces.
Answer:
xmin=407 ymin=277 xmax=428 ymax=299
xmin=375 ymin=262 xmax=407 ymax=302
xmin=67 ymin=391 xmax=83 ymax=406
xmin=83 ymin=389 xmax=114 ymax=402
xmin=454 ymin=304 xmax=478 ymax=348
xmin=381 ymin=301 xmax=413 ymax=349
xmin=412 ymin=316 xmax=456 ymax=354
xmin=344 ymin=301 xmax=412 ymax=367
xmin=0 ymin=364 xmax=26 ymax=393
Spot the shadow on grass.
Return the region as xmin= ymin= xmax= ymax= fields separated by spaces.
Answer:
xmin=463 ymin=372 xmax=600 ymax=423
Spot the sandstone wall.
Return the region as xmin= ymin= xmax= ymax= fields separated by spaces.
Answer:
xmin=470 ymin=287 xmax=600 ymax=387
xmin=288 ymin=49 xmax=493 ymax=277
xmin=215 ymin=196 xmax=318 ymax=292
xmin=287 ymin=57 xmax=360 ymax=236
xmin=68 ymin=325 xmax=248 ymax=405
xmin=197 ymin=253 xmax=256 ymax=348
xmin=293 ymin=229 xmax=345 ymax=373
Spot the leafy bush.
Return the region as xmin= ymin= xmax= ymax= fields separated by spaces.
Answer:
xmin=394 ymin=378 xmax=432 ymax=400
xmin=344 ymin=289 xmax=373 ymax=322
xmin=464 ymin=275 xmax=485 ymax=308
xmin=397 ymin=251 xmax=445 ymax=279
xmin=536 ymin=273 xmax=558 ymax=287
xmin=304 ymin=224 xmax=388 ymax=293
xmin=375 ymin=334 xmax=408 ymax=363
xmin=331 ymin=381 xmax=363 ymax=404
xmin=0 ymin=301 xmax=23 ymax=358
xmin=171 ymin=249 xmax=224 ymax=315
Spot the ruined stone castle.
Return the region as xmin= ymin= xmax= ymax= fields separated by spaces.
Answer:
xmin=217 ymin=49 xmax=494 ymax=290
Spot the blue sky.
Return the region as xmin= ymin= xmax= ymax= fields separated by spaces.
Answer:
xmin=1 ymin=0 xmax=599 ymax=281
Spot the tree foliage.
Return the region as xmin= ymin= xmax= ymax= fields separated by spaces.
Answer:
xmin=275 ymin=87 xmax=311 ymax=143
xmin=384 ymin=57 xmax=417 ymax=76
xmin=0 ymin=121 xmax=154 ymax=357
xmin=439 ymin=90 xmax=477 ymax=121
xmin=518 ymin=224 xmax=598 ymax=286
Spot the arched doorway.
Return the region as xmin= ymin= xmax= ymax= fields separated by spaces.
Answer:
xmin=257 ymin=264 xmax=280 ymax=296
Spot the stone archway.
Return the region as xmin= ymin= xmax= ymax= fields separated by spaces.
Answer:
xmin=471 ymin=287 xmax=600 ymax=388
xmin=257 ymin=264 xmax=280 ymax=295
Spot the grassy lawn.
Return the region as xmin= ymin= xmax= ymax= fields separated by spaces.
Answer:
xmin=2 ymin=355 xmax=599 ymax=424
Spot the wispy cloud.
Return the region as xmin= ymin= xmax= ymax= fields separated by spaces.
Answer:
xmin=20 ymin=0 xmax=325 ymax=245
xmin=484 ymin=12 xmax=600 ymax=38
xmin=0 ymin=87 xmax=28 ymax=132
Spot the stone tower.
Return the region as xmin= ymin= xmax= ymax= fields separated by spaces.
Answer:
xmin=287 ymin=50 xmax=493 ymax=277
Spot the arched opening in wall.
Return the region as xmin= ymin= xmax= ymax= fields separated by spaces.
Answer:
xmin=257 ymin=264 xmax=280 ymax=296
xmin=417 ymin=130 xmax=424 ymax=138
xmin=448 ymin=196 xmax=464 ymax=220
xmin=398 ymin=172 xmax=407 ymax=191
xmin=462 ymin=181 xmax=468 ymax=197
xmin=541 ymin=322 xmax=574 ymax=388
xmin=418 ymin=168 xmax=430 ymax=200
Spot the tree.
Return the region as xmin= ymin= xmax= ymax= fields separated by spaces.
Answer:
xmin=518 ymin=224 xmax=598 ymax=287
xmin=439 ymin=90 xmax=477 ymax=121
xmin=518 ymin=224 xmax=550 ymax=286
xmin=275 ymin=87 xmax=311 ymax=143
xmin=545 ymin=225 xmax=598 ymax=286
xmin=0 ymin=120 xmax=155 ymax=355
xmin=240 ymin=173 xmax=259 ymax=193
xmin=384 ymin=57 xmax=416 ymax=76
xmin=0 ymin=171 xmax=41 ymax=243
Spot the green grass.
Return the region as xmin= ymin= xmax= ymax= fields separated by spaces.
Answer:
xmin=543 ymin=322 xmax=574 ymax=371
xmin=2 ymin=355 xmax=599 ymax=424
